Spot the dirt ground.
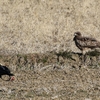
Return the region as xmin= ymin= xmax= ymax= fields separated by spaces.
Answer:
xmin=0 ymin=67 xmax=100 ymax=100
xmin=0 ymin=52 xmax=100 ymax=100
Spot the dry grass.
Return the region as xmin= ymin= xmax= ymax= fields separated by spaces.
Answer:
xmin=0 ymin=52 xmax=99 ymax=100
xmin=0 ymin=65 xmax=100 ymax=100
xmin=0 ymin=0 xmax=100 ymax=54
xmin=0 ymin=0 xmax=100 ymax=100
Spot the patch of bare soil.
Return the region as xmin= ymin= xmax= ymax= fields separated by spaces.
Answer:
xmin=0 ymin=51 xmax=100 ymax=100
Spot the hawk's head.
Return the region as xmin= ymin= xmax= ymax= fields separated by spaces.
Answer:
xmin=74 ymin=32 xmax=81 ymax=37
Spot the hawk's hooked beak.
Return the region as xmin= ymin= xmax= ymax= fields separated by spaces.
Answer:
xmin=74 ymin=33 xmax=77 ymax=36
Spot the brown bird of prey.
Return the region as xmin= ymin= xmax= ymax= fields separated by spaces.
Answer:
xmin=73 ymin=32 xmax=100 ymax=64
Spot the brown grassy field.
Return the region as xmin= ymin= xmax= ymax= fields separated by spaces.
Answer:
xmin=0 ymin=52 xmax=99 ymax=100
xmin=0 ymin=0 xmax=100 ymax=100
xmin=1 ymin=67 xmax=99 ymax=100
xmin=0 ymin=0 xmax=100 ymax=54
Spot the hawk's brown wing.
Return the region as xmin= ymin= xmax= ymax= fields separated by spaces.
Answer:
xmin=77 ymin=37 xmax=99 ymax=48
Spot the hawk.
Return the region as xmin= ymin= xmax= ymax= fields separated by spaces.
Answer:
xmin=73 ymin=32 xmax=100 ymax=64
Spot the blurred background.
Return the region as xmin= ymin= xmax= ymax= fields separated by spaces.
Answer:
xmin=0 ymin=0 xmax=100 ymax=55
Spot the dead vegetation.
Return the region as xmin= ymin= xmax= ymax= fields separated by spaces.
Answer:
xmin=0 ymin=0 xmax=100 ymax=99
xmin=0 ymin=51 xmax=100 ymax=100
xmin=0 ymin=0 xmax=100 ymax=54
